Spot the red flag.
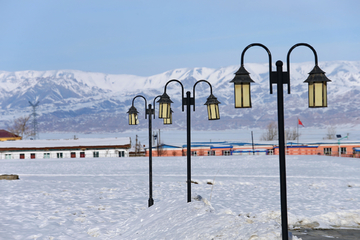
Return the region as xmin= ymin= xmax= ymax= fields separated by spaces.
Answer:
xmin=298 ymin=118 xmax=304 ymax=127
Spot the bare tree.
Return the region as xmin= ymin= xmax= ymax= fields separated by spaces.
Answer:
xmin=182 ymin=149 xmax=186 ymax=156
xmin=156 ymin=144 xmax=165 ymax=156
xmin=260 ymin=122 xmax=278 ymax=141
xmin=134 ymin=135 xmax=143 ymax=156
xmin=7 ymin=116 xmax=32 ymax=139
xmin=324 ymin=126 xmax=336 ymax=140
xmin=285 ymin=128 xmax=301 ymax=140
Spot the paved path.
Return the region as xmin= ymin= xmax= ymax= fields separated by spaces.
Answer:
xmin=292 ymin=229 xmax=360 ymax=240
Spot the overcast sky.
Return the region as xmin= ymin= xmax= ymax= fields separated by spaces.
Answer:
xmin=0 ymin=0 xmax=359 ymax=76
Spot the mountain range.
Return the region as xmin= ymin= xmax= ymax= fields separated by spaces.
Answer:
xmin=0 ymin=61 xmax=359 ymax=134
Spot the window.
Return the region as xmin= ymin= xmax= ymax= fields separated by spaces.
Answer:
xmin=119 ymin=151 xmax=125 ymax=157
xmin=31 ymin=153 xmax=36 ymax=159
xmin=71 ymin=152 xmax=76 ymax=158
xmin=93 ymin=151 xmax=99 ymax=158
xmin=20 ymin=154 xmax=25 ymax=159
xmin=44 ymin=153 xmax=50 ymax=159
xmin=191 ymin=151 xmax=197 ymax=156
xmin=57 ymin=153 xmax=63 ymax=158
xmin=208 ymin=150 xmax=215 ymax=156
xmin=80 ymin=152 xmax=85 ymax=158
xmin=5 ymin=154 xmax=11 ymax=159
xmin=340 ymin=147 xmax=347 ymax=154
xmin=222 ymin=150 xmax=231 ymax=156
xmin=324 ymin=148 xmax=332 ymax=156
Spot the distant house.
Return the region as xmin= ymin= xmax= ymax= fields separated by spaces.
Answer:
xmin=0 ymin=129 xmax=22 ymax=141
xmin=0 ymin=137 xmax=131 ymax=160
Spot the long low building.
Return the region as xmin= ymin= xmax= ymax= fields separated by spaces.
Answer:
xmin=0 ymin=137 xmax=131 ymax=160
xmin=145 ymin=140 xmax=360 ymax=158
xmin=145 ymin=142 xmax=274 ymax=157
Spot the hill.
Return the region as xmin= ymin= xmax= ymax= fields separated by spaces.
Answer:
xmin=0 ymin=61 xmax=359 ymax=133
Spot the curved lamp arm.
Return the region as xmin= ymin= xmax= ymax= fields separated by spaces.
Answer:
xmin=163 ymin=79 xmax=185 ymax=111
xmin=192 ymin=79 xmax=213 ymax=111
xmin=241 ymin=43 xmax=273 ymax=93
xmin=286 ymin=43 xmax=318 ymax=94
xmin=132 ymin=95 xmax=148 ymax=119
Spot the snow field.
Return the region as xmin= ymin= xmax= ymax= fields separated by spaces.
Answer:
xmin=0 ymin=155 xmax=359 ymax=239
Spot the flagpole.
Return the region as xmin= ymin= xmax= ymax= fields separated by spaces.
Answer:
xmin=297 ymin=117 xmax=299 ymax=144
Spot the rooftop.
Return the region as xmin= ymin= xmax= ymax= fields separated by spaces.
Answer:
xmin=0 ymin=129 xmax=20 ymax=138
xmin=0 ymin=137 xmax=131 ymax=149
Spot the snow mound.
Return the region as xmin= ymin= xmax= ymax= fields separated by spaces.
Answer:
xmin=114 ymin=195 xmax=301 ymax=240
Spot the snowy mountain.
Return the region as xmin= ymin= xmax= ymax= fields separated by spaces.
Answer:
xmin=0 ymin=61 xmax=359 ymax=133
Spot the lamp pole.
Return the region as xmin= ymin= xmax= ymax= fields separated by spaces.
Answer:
xmin=275 ymin=60 xmax=288 ymax=240
xmin=186 ymin=91 xmax=192 ymax=202
xmin=157 ymin=79 xmax=220 ymax=202
xmin=231 ymin=43 xmax=331 ymax=240
xmin=127 ymin=95 xmax=161 ymax=207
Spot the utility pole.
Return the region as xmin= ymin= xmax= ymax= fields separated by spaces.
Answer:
xmin=29 ymin=100 xmax=40 ymax=140
xmin=297 ymin=118 xmax=299 ymax=144
xmin=135 ymin=134 xmax=138 ymax=156
xmin=251 ymin=131 xmax=255 ymax=155
xmin=158 ymin=129 xmax=161 ymax=146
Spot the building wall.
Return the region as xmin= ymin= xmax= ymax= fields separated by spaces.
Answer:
xmin=146 ymin=148 xmax=198 ymax=157
xmin=146 ymin=146 xmax=274 ymax=157
xmin=273 ymin=144 xmax=359 ymax=157
xmin=232 ymin=146 xmax=273 ymax=155
xmin=0 ymin=149 xmax=129 ymax=160
xmin=0 ymin=136 xmax=22 ymax=141
xmin=316 ymin=144 xmax=355 ymax=157
xmin=145 ymin=143 xmax=360 ymax=158
xmin=274 ymin=147 xmax=319 ymax=155
xmin=146 ymin=147 xmax=214 ymax=157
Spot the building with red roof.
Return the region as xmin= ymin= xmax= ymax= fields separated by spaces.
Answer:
xmin=0 ymin=130 xmax=22 ymax=141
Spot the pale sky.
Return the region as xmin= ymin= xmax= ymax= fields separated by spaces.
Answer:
xmin=0 ymin=0 xmax=359 ymax=76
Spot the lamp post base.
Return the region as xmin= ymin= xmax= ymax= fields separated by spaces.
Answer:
xmin=148 ymin=198 xmax=154 ymax=207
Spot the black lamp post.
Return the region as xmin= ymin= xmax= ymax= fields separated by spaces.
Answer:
xmin=127 ymin=95 xmax=164 ymax=207
xmin=231 ymin=43 xmax=331 ymax=240
xmin=157 ymin=79 xmax=220 ymax=202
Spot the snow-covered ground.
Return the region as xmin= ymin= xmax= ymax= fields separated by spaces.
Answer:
xmin=1 ymin=155 xmax=359 ymax=239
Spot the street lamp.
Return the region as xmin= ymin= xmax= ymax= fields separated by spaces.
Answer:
xmin=127 ymin=105 xmax=139 ymax=125
xmin=204 ymin=94 xmax=221 ymax=120
xmin=231 ymin=43 xmax=331 ymax=240
xmin=230 ymin=65 xmax=254 ymax=108
xmin=127 ymin=95 xmax=165 ymax=207
xmin=158 ymin=79 xmax=220 ymax=202
xmin=305 ymin=66 xmax=330 ymax=108
xmin=158 ymin=92 xmax=173 ymax=119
